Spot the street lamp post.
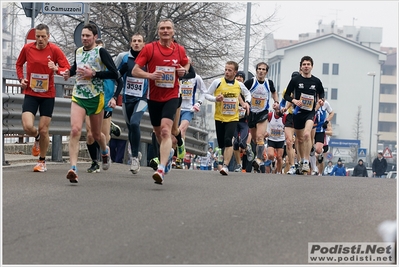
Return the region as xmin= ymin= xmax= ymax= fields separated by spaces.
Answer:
xmin=367 ymin=72 xmax=376 ymax=165
xmin=376 ymin=133 xmax=381 ymax=154
xmin=243 ymin=2 xmax=251 ymax=79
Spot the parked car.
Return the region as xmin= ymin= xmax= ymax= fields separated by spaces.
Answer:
xmin=385 ymin=171 xmax=397 ymax=179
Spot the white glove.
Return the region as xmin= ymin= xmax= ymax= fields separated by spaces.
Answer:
xmin=190 ymin=102 xmax=201 ymax=112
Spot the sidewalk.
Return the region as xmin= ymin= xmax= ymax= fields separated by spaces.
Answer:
xmin=2 ymin=142 xmax=90 ymax=168
xmin=2 ymin=153 xmax=91 ymax=168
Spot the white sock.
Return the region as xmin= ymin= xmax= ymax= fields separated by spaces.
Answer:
xmin=310 ymin=155 xmax=317 ymax=172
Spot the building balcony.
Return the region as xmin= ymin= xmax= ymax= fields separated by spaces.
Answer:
xmin=379 ymin=131 xmax=397 ymax=142
xmin=381 ymin=75 xmax=397 ymax=84
xmin=380 ymin=94 xmax=397 ymax=103
xmin=379 ymin=112 xmax=397 ymax=122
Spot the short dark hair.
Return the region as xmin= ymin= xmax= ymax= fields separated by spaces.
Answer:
xmin=131 ymin=33 xmax=144 ymax=41
xmin=83 ymin=23 xmax=98 ymax=36
xmin=256 ymin=62 xmax=269 ymax=72
xmin=300 ymin=56 xmax=313 ymax=67
xmin=35 ymin=23 xmax=49 ymax=35
xmin=226 ymin=61 xmax=239 ymax=71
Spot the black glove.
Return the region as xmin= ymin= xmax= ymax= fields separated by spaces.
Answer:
xmin=322 ymin=120 xmax=329 ymax=129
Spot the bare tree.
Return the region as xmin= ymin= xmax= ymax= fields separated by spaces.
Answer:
xmin=353 ymin=105 xmax=363 ymax=141
xmin=15 ymin=2 xmax=277 ymax=79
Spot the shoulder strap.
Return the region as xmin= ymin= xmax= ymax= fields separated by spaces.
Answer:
xmin=148 ymin=42 xmax=155 ymax=63
xmin=251 ymin=77 xmax=258 ymax=90
xmin=267 ymin=112 xmax=273 ymax=122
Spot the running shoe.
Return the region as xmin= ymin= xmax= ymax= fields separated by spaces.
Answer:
xmin=32 ymin=139 xmax=40 ymax=157
xmin=149 ymin=157 xmax=159 ymax=171
xmin=302 ymin=162 xmax=310 ymax=173
xmin=298 ymin=161 xmax=303 ymax=172
xmin=153 ymin=169 xmax=165 ymax=185
xmin=110 ymin=121 xmax=121 ymax=137
xmin=246 ymin=144 xmax=254 ymax=162
xmin=165 ymin=148 xmax=174 ymax=174
xmin=66 ymin=169 xmax=78 ymax=183
xmin=311 ymin=170 xmax=319 ymax=176
xmin=87 ymin=161 xmax=100 ymax=173
xmin=234 ymin=164 xmax=242 ymax=172
xmin=177 ymin=139 xmax=186 ymax=160
xmin=130 ymin=157 xmax=140 ymax=174
xmin=220 ymin=165 xmax=229 ymax=176
xmin=102 ymin=146 xmax=111 ymax=170
xmin=252 ymin=158 xmax=262 ymax=172
xmin=286 ymin=165 xmax=296 ymax=175
xmin=175 ymin=158 xmax=183 ymax=169
xmin=33 ymin=160 xmax=47 ymax=172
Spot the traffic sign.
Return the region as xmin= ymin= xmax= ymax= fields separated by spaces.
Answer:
xmin=326 ymin=152 xmax=333 ymax=160
xmin=358 ymin=148 xmax=367 ymax=157
xmin=383 ymin=147 xmax=393 ymax=158
xmin=21 ymin=2 xmax=42 ymax=18
xmin=43 ymin=2 xmax=84 ymax=15
xmin=26 ymin=28 xmax=36 ymax=44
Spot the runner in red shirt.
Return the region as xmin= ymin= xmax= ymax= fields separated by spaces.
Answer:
xmin=16 ymin=23 xmax=70 ymax=173
xmin=133 ymin=18 xmax=190 ymax=184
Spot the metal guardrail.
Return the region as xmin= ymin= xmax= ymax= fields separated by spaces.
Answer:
xmin=2 ymin=69 xmax=208 ymax=163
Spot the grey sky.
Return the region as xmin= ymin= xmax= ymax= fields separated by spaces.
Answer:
xmin=256 ymin=1 xmax=398 ymax=47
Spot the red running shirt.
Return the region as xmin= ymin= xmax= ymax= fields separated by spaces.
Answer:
xmin=135 ymin=41 xmax=188 ymax=102
xmin=16 ymin=42 xmax=70 ymax=98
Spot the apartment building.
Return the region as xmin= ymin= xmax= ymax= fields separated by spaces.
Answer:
xmin=264 ymin=24 xmax=396 ymax=163
xmin=379 ymin=49 xmax=397 ymax=157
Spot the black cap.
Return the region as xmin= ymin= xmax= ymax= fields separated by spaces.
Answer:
xmin=338 ymin=158 xmax=342 ymax=162
xmin=358 ymin=159 xmax=363 ymax=163
xmin=291 ymin=71 xmax=300 ymax=78
xmin=236 ymin=71 xmax=245 ymax=80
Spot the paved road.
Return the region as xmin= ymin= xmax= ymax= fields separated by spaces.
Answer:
xmin=3 ymin=161 xmax=396 ymax=265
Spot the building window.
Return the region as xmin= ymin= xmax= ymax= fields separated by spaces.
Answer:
xmin=379 ymin=103 xmax=397 ymax=113
xmin=381 ymin=84 xmax=396 ymax=94
xmin=322 ymin=63 xmax=329 ymax=75
xmin=331 ymin=88 xmax=338 ymax=100
xmin=378 ymin=122 xmax=397 ymax=132
xmin=324 ymin=88 xmax=328 ymax=100
xmin=332 ymin=63 xmax=339 ymax=75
